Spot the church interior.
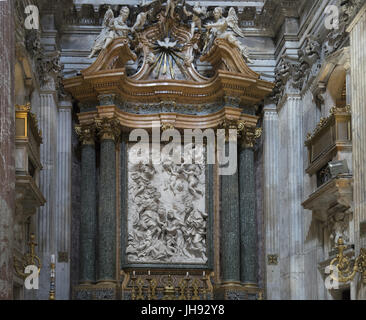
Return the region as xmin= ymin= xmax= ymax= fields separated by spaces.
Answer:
xmin=0 ymin=0 xmax=366 ymax=300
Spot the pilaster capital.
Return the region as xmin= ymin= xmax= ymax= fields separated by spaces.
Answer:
xmin=238 ymin=121 xmax=262 ymax=149
xmin=75 ymin=123 xmax=96 ymax=145
xmin=95 ymin=117 xmax=121 ymax=142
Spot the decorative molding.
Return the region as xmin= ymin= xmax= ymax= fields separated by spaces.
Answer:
xmin=267 ymin=254 xmax=278 ymax=266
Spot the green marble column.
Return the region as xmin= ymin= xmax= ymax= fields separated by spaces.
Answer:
xmin=97 ymin=118 xmax=120 ymax=283
xmin=77 ymin=126 xmax=97 ymax=284
xmin=220 ymin=141 xmax=241 ymax=284
xmin=98 ymin=138 xmax=117 ymax=282
xmin=239 ymin=127 xmax=260 ymax=287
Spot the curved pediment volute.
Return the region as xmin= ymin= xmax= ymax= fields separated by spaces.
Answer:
xmin=82 ymin=38 xmax=137 ymax=77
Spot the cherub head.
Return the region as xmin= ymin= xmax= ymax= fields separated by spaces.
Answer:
xmin=213 ymin=7 xmax=223 ymax=20
xmin=120 ymin=6 xmax=130 ymax=20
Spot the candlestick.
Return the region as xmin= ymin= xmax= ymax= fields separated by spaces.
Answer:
xmin=49 ymin=254 xmax=56 ymax=300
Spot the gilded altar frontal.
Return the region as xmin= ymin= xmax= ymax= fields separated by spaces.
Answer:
xmin=1 ymin=0 xmax=366 ymax=302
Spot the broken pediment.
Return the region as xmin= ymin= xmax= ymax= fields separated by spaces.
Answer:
xmin=63 ymin=2 xmax=274 ymax=107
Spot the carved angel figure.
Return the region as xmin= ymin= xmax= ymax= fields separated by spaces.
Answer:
xmin=89 ymin=6 xmax=131 ymax=59
xmin=88 ymin=6 xmax=115 ymax=58
xmin=183 ymin=2 xmax=207 ymax=36
xmin=165 ymin=0 xmax=180 ymax=19
xmin=204 ymin=7 xmax=253 ymax=63
xmin=132 ymin=8 xmax=153 ymax=33
xmin=111 ymin=6 xmax=131 ymax=38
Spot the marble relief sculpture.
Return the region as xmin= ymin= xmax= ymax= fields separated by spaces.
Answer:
xmin=204 ymin=7 xmax=253 ymax=63
xmin=126 ymin=145 xmax=208 ymax=264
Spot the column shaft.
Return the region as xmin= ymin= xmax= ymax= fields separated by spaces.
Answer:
xmin=220 ymin=142 xmax=240 ymax=283
xmin=239 ymin=146 xmax=257 ymax=286
xmin=80 ymin=143 xmax=97 ymax=283
xmin=98 ymin=139 xmax=116 ymax=282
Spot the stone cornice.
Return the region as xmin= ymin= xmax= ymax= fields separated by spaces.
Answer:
xmin=77 ymin=105 xmax=259 ymax=131
xmin=302 ymin=175 xmax=353 ymax=222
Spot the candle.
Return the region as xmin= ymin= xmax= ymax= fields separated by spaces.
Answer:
xmin=51 ymin=254 xmax=55 ymax=264
xmin=148 ymin=270 xmax=151 ymax=276
xmin=133 ymin=270 xmax=136 ymax=276
xmin=186 ymin=272 xmax=189 ymax=277
xmin=203 ymin=271 xmax=206 ymax=277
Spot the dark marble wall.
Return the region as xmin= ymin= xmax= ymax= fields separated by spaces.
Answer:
xmin=0 ymin=0 xmax=15 ymax=300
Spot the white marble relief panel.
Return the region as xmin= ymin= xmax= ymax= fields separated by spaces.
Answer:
xmin=126 ymin=144 xmax=207 ymax=264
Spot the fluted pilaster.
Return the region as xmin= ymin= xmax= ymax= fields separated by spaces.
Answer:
xmin=37 ymin=90 xmax=58 ymax=299
xmin=263 ymin=102 xmax=280 ymax=299
xmin=347 ymin=3 xmax=366 ymax=300
xmin=55 ymin=101 xmax=73 ymax=299
xmin=281 ymin=94 xmax=305 ymax=300
xmin=263 ymin=104 xmax=281 ymax=300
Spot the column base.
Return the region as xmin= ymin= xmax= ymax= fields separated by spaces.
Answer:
xmin=73 ymin=283 xmax=117 ymax=300
xmin=214 ymin=283 xmax=263 ymax=300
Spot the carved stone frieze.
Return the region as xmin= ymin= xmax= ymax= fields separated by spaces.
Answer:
xmin=272 ymin=54 xmax=301 ymax=104
xmin=37 ymin=51 xmax=63 ymax=91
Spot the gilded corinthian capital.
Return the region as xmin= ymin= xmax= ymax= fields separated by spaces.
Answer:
xmin=95 ymin=117 xmax=121 ymax=142
xmin=218 ymin=119 xmax=239 ymax=142
xmin=238 ymin=121 xmax=262 ymax=149
xmin=75 ymin=123 xmax=96 ymax=145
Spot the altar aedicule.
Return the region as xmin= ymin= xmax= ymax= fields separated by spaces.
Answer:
xmin=64 ymin=0 xmax=273 ymax=300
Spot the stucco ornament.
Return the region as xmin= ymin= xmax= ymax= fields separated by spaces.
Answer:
xmin=126 ymin=144 xmax=208 ymax=264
